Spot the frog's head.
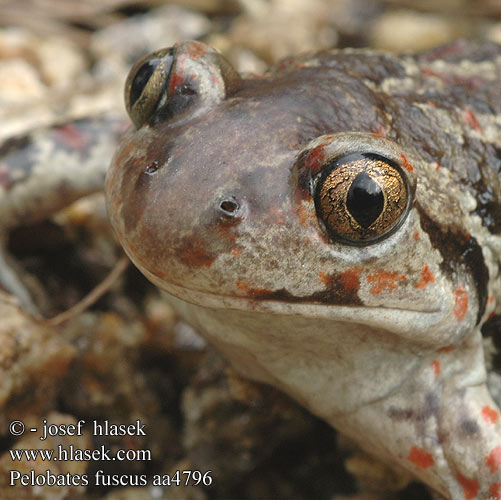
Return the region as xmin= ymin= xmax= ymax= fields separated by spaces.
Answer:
xmin=106 ymin=41 xmax=490 ymax=349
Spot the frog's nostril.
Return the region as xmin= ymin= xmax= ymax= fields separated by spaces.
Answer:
xmin=144 ymin=160 xmax=159 ymax=175
xmin=218 ymin=197 xmax=239 ymax=216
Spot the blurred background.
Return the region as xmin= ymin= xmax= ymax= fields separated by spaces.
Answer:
xmin=2 ymin=0 xmax=501 ymax=139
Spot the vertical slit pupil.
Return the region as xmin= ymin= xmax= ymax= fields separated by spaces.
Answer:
xmin=130 ymin=59 xmax=159 ymax=108
xmin=346 ymin=172 xmax=384 ymax=228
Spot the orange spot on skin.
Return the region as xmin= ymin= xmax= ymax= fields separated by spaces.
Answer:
xmin=297 ymin=202 xmax=312 ymax=227
xmin=400 ymin=154 xmax=414 ymax=172
xmin=179 ymin=237 xmax=215 ymax=268
xmin=454 ymin=286 xmax=468 ymax=321
xmin=435 ymin=161 xmax=441 ymax=171
xmin=486 ymin=446 xmax=501 ymax=474
xmin=427 ymin=100 xmax=437 ymax=107
xmin=463 ymin=108 xmax=482 ymax=131
xmin=464 ymin=232 xmax=470 ymax=241
xmin=217 ymin=222 xmax=237 ymax=243
xmin=231 ymin=247 xmax=243 ymax=257
xmin=490 ymin=482 xmax=501 ymax=499
xmin=367 ymin=270 xmax=406 ymax=295
xmin=431 ymin=360 xmax=441 ymax=375
xmin=413 ymin=231 xmax=419 ymax=240
xmin=236 ymin=280 xmax=250 ymax=291
xmin=481 ymin=406 xmax=499 ymax=424
xmin=437 ymin=344 xmax=455 ymax=353
xmin=370 ymin=124 xmax=386 ymax=137
xmin=264 ymin=206 xmax=284 ymax=225
xmin=407 ymin=446 xmax=434 ymax=469
xmin=186 ymin=42 xmax=207 ymax=59
xmin=248 ymin=287 xmax=274 ymax=297
xmin=416 ymin=265 xmax=435 ymax=289
xmin=306 ymin=145 xmax=326 ymax=175
xmin=489 ymin=294 xmax=495 ymax=304
xmin=294 ymin=185 xmax=309 ymax=204
xmin=169 ymin=73 xmax=184 ymax=93
xmin=340 ymin=267 xmax=363 ymax=293
xmin=209 ymin=73 xmax=221 ymax=86
xmin=457 ymin=472 xmax=479 ymax=500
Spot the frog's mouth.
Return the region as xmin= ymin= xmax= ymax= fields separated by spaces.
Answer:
xmin=153 ymin=277 xmax=449 ymax=339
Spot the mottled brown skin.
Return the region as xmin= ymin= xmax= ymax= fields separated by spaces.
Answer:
xmin=107 ymin=40 xmax=501 ymax=499
xmin=109 ymin=41 xmax=500 ymax=301
xmin=110 ymin=54 xmax=398 ymax=300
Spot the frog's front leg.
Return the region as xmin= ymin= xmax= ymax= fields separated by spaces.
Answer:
xmin=439 ymin=383 xmax=501 ymax=499
xmin=432 ymin=330 xmax=501 ymax=499
xmin=337 ymin=330 xmax=501 ymax=499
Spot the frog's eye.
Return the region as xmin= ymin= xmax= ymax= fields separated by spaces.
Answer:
xmin=124 ymin=41 xmax=242 ymax=129
xmin=125 ymin=48 xmax=175 ymax=129
xmin=314 ymin=152 xmax=409 ymax=245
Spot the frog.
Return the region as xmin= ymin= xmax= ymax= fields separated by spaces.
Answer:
xmin=105 ymin=39 xmax=501 ymax=499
